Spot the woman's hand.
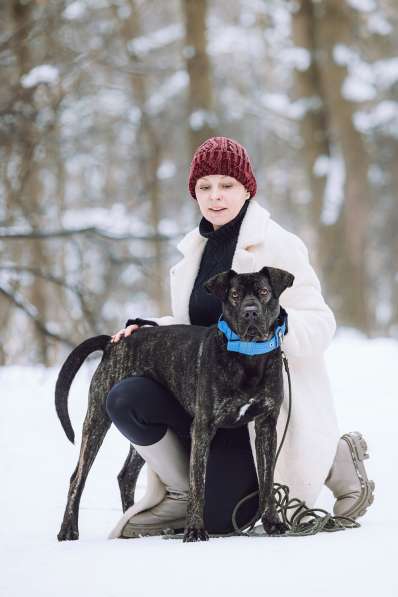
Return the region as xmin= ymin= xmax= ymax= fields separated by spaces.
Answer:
xmin=110 ymin=324 xmax=140 ymax=343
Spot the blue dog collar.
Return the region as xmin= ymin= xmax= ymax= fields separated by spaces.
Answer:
xmin=217 ymin=311 xmax=287 ymax=356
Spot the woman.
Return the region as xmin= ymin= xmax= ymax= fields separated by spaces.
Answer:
xmin=106 ymin=137 xmax=375 ymax=540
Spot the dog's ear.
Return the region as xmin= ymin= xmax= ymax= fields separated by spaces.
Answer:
xmin=203 ymin=270 xmax=237 ymax=302
xmin=260 ymin=267 xmax=294 ymax=299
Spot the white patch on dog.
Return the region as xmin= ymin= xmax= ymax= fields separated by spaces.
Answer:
xmin=237 ymin=398 xmax=255 ymax=420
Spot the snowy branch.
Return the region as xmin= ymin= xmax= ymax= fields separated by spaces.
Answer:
xmin=0 ymin=227 xmax=181 ymax=242
xmin=0 ymin=284 xmax=75 ymax=348
xmin=0 ymin=265 xmax=99 ymax=334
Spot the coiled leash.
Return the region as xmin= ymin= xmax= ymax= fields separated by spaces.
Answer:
xmin=162 ymin=322 xmax=360 ymax=540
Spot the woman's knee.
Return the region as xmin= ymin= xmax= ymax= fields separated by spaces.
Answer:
xmin=106 ymin=375 xmax=192 ymax=441
xmin=106 ymin=375 xmax=177 ymax=421
xmin=106 ymin=376 xmax=147 ymax=420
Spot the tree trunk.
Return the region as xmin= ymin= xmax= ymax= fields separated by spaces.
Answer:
xmin=12 ymin=0 xmax=51 ymax=364
xmin=315 ymin=0 xmax=372 ymax=332
xmin=291 ymin=0 xmax=331 ymax=275
xmin=181 ymin=0 xmax=217 ymax=156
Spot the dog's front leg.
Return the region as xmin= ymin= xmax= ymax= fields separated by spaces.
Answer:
xmin=183 ymin=419 xmax=216 ymax=543
xmin=255 ymin=414 xmax=288 ymax=535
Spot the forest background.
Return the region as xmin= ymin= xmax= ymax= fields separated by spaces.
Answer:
xmin=1 ymin=0 xmax=397 ymax=366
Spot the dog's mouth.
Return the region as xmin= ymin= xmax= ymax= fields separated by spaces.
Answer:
xmin=242 ymin=325 xmax=272 ymax=342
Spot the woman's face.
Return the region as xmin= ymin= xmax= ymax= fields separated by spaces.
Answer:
xmin=195 ymin=174 xmax=250 ymax=230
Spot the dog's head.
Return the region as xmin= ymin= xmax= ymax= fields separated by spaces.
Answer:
xmin=203 ymin=267 xmax=294 ymax=341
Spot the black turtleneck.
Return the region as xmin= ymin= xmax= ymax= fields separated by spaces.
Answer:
xmin=188 ymin=199 xmax=250 ymax=327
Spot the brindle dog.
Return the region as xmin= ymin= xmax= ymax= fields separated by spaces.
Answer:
xmin=56 ymin=266 xmax=294 ymax=542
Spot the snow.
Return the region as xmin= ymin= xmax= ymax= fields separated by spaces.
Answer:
xmin=20 ymin=65 xmax=60 ymax=89
xmin=281 ymin=46 xmax=312 ymax=71
xmin=116 ymin=4 xmax=132 ymax=21
xmin=367 ymin=12 xmax=393 ymax=36
xmin=0 ymin=328 xmax=396 ymax=596
xmin=158 ymin=218 xmax=180 ymax=236
xmin=208 ymin=23 xmax=265 ymax=57
xmin=61 ymin=203 xmax=152 ymax=236
xmin=346 ymin=0 xmax=376 ymax=12
xmin=313 ymin=154 xmax=330 ymax=178
xmin=127 ymin=105 xmax=142 ymax=125
xmin=333 ymin=46 xmax=398 ymax=103
xmin=343 ymin=74 xmax=377 ymax=102
xmin=62 ymin=1 xmax=86 ymax=21
xmin=189 ymin=109 xmax=219 ymax=131
xmin=157 ymin=160 xmax=177 ymax=180
xmin=95 ymin=89 xmax=130 ymax=117
xmin=0 ymin=277 xmax=39 ymax=316
xmin=127 ymin=23 xmax=184 ymax=56
xmin=373 ymin=57 xmax=398 ymax=90
xmin=146 ymin=71 xmax=188 ymax=116
xmin=354 ymin=101 xmax=398 ymax=135
xmin=321 ymin=148 xmax=345 ymax=225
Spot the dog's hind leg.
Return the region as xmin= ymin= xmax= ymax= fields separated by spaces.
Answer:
xmin=117 ymin=445 xmax=145 ymax=512
xmin=57 ymin=378 xmax=113 ymax=541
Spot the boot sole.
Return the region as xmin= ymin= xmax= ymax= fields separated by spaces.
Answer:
xmin=120 ymin=510 xmax=261 ymax=540
xmin=335 ymin=431 xmax=375 ymax=519
xmin=120 ymin=518 xmax=187 ymax=539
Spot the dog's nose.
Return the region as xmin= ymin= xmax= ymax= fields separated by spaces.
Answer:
xmin=243 ymin=305 xmax=259 ymax=322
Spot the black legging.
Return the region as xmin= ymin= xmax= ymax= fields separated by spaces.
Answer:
xmin=106 ymin=375 xmax=259 ymax=534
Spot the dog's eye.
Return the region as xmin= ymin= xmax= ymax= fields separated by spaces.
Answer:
xmin=230 ymin=289 xmax=239 ymax=299
xmin=259 ymin=288 xmax=270 ymax=297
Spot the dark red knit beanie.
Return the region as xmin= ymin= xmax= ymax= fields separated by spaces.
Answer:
xmin=188 ymin=136 xmax=257 ymax=200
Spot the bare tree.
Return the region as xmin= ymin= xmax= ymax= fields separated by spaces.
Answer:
xmin=181 ymin=0 xmax=217 ymax=155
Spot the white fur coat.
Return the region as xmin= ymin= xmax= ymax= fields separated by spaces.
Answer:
xmin=108 ymin=198 xmax=340 ymax=539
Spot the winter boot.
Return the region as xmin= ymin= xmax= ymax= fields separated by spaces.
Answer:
xmin=119 ymin=427 xmax=190 ymax=538
xmin=325 ymin=431 xmax=375 ymax=519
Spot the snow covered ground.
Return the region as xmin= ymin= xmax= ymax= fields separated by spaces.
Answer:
xmin=0 ymin=328 xmax=396 ymax=597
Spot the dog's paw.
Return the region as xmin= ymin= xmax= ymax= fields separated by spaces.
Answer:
xmin=183 ymin=527 xmax=209 ymax=542
xmin=57 ymin=523 xmax=79 ymax=541
xmin=261 ymin=513 xmax=288 ymax=536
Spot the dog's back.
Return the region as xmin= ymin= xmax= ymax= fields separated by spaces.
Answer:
xmin=123 ymin=323 xmax=212 ymax=416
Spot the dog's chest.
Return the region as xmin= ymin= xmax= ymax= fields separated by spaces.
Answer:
xmin=214 ymin=392 xmax=275 ymax=426
xmin=210 ymin=363 xmax=279 ymax=427
xmin=213 ymin=378 xmax=276 ymax=427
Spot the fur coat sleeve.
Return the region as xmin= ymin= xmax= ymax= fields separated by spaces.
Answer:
xmin=263 ymin=222 xmax=336 ymax=358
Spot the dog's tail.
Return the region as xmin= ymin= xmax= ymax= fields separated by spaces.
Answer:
xmin=55 ymin=335 xmax=111 ymax=445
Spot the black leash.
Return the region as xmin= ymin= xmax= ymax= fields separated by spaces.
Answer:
xmin=163 ymin=341 xmax=360 ymax=540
